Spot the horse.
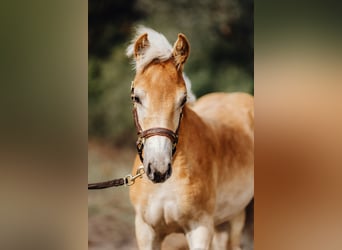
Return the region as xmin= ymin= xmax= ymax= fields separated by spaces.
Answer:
xmin=126 ymin=26 xmax=254 ymax=250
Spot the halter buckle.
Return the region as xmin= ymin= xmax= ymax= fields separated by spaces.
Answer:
xmin=136 ymin=136 xmax=145 ymax=150
xmin=125 ymin=165 xmax=145 ymax=186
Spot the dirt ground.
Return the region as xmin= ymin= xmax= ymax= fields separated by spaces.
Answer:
xmin=88 ymin=139 xmax=254 ymax=250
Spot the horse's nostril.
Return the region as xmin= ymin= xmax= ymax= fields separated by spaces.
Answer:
xmin=154 ymin=171 xmax=162 ymax=183
xmin=147 ymin=163 xmax=152 ymax=176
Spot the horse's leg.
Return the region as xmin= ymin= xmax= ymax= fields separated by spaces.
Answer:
xmin=229 ymin=210 xmax=246 ymax=250
xmin=211 ymin=222 xmax=229 ymax=250
xmin=185 ymin=216 xmax=214 ymax=250
xmin=135 ymin=215 xmax=162 ymax=250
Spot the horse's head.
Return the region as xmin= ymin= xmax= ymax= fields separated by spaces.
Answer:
xmin=128 ymin=29 xmax=190 ymax=183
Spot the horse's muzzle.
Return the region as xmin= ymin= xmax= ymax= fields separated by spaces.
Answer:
xmin=146 ymin=162 xmax=172 ymax=183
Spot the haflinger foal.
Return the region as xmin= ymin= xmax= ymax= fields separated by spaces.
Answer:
xmin=126 ymin=27 xmax=254 ymax=250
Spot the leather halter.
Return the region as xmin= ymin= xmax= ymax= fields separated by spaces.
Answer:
xmin=131 ymin=81 xmax=183 ymax=163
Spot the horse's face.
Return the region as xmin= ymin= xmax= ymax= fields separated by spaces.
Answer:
xmin=131 ymin=33 xmax=190 ymax=183
xmin=133 ymin=61 xmax=187 ymax=183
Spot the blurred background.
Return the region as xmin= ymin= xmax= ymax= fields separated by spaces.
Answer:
xmin=88 ymin=0 xmax=253 ymax=249
xmin=2 ymin=0 xmax=342 ymax=250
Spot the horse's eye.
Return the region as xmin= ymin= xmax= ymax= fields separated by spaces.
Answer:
xmin=133 ymin=96 xmax=141 ymax=104
xmin=180 ymin=96 xmax=187 ymax=107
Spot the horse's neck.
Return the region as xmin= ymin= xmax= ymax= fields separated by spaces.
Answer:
xmin=175 ymin=106 xmax=217 ymax=172
xmin=179 ymin=105 xmax=208 ymax=138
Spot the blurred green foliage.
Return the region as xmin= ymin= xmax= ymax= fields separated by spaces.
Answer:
xmin=89 ymin=0 xmax=253 ymax=145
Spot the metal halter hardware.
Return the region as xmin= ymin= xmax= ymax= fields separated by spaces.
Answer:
xmin=131 ymin=81 xmax=183 ymax=163
xmin=88 ymin=165 xmax=145 ymax=189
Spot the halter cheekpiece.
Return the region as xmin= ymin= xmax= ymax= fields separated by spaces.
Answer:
xmin=131 ymin=81 xmax=183 ymax=163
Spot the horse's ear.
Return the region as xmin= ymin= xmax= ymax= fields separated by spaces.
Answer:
xmin=172 ymin=33 xmax=190 ymax=70
xmin=134 ymin=33 xmax=149 ymax=59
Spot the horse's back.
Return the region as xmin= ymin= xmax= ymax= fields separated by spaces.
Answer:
xmin=192 ymin=92 xmax=254 ymax=133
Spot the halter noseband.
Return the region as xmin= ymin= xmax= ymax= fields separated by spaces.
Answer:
xmin=131 ymin=81 xmax=183 ymax=163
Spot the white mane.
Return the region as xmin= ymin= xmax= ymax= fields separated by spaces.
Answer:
xmin=126 ymin=26 xmax=173 ymax=72
xmin=126 ymin=26 xmax=196 ymax=103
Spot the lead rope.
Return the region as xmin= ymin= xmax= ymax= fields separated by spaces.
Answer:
xmin=88 ymin=165 xmax=145 ymax=189
xmin=88 ymin=82 xmax=145 ymax=190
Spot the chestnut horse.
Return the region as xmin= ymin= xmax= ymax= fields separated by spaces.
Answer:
xmin=126 ymin=27 xmax=254 ymax=250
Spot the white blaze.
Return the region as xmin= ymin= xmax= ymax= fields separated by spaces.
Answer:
xmin=143 ymin=135 xmax=172 ymax=173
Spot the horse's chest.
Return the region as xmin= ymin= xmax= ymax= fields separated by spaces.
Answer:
xmin=144 ymin=187 xmax=182 ymax=228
